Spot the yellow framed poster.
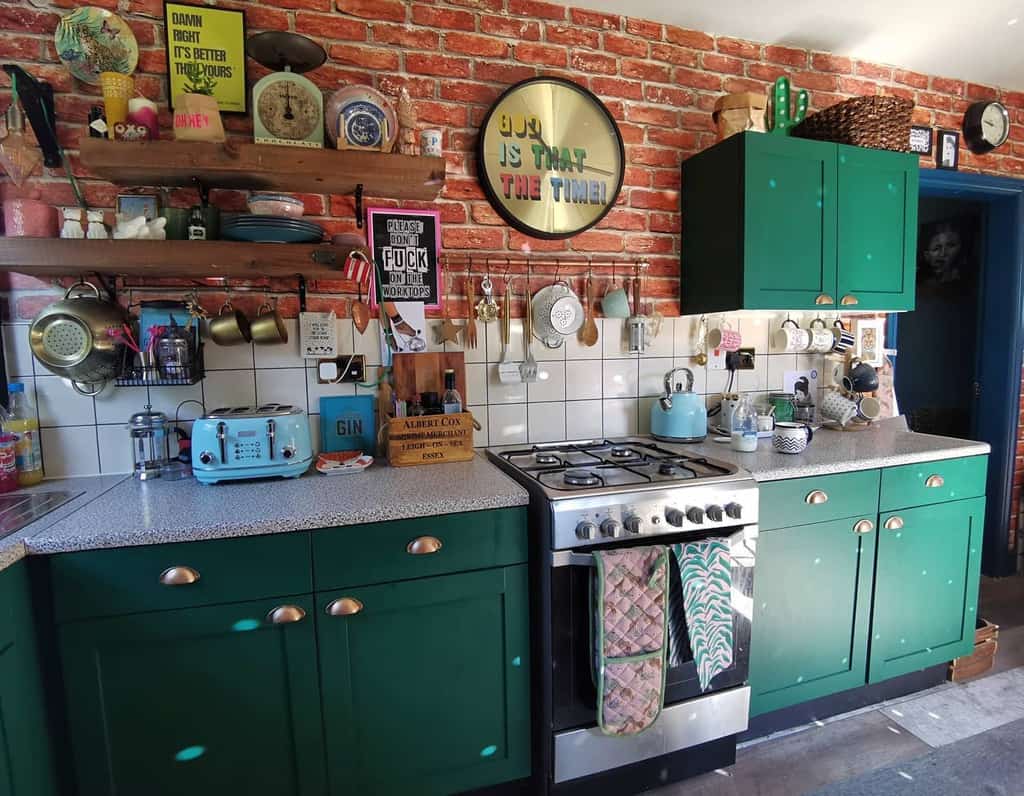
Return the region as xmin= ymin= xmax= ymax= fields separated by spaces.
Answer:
xmin=164 ymin=1 xmax=247 ymax=113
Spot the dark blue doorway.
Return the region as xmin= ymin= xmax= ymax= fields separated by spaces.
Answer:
xmin=891 ymin=170 xmax=1024 ymax=577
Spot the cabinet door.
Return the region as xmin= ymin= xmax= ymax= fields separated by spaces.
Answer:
xmin=870 ymin=497 xmax=985 ymax=683
xmin=743 ymin=134 xmax=838 ymax=310
xmin=749 ymin=516 xmax=876 ymax=716
xmin=59 ymin=596 xmax=326 ymax=796
xmin=318 ymin=566 xmax=530 ymax=796
xmin=835 ymin=145 xmax=919 ymax=311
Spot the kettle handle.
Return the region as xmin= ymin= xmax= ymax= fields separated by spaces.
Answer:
xmin=63 ymin=281 xmax=101 ymax=301
xmin=663 ymin=367 xmax=694 ymax=395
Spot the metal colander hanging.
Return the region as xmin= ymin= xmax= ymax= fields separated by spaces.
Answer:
xmin=38 ymin=317 xmax=92 ymax=365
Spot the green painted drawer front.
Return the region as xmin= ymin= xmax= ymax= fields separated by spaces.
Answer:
xmin=759 ymin=469 xmax=880 ymax=531
xmin=317 ymin=565 xmax=530 ymax=795
xmin=51 ymin=533 xmax=312 ymax=623
xmin=869 ymin=497 xmax=985 ymax=683
xmin=879 ymin=456 xmax=988 ymax=511
xmin=60 ymin=595 xmax=326 ymax=796
xmin=835 ymin=145 xmax=919 ymax=311
xmin=749 ymin=516 xmax=876 ymax=716
xmin=743 ymin=134 xmax=837 ymax=310
xmin=313 ymin=507 xmax=527 ymax=590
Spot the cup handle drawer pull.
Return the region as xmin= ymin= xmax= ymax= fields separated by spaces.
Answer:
xmin=815 ymin=294 xmax=835 ymax=306
xmin=805 ymin=490 xmax=829 ymax=505
xmin=925 ymin=474 xmax=945 ymax=488
xmin=326 ymin=597 xmax=364 ymax=617
xmin=840 ymin=294 xmax=859 ymax=306
xmin=407 ymin=536 xmax=443 ymax=555
xmin=266 ymin=605 xmax=306 ymax=625
xmin=158 ymin=566 xmax=200 ymax=586
xmin=853 ymin=519 xmax=874 ymax=534
xmin=884 ymin=516 xmax=905 ymax=531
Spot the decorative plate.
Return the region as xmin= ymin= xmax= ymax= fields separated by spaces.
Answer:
xmin=54 ymin=7 xmax=138 ymax=84
xmin=324 ymin=86 xmax=397 ymax=151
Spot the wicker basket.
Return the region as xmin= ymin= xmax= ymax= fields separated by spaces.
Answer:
xmin=793 ymin=96 xmax=913 ymax=152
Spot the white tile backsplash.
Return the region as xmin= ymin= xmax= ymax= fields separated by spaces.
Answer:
xmin=3 ymin=312 xmax=834 ymax=476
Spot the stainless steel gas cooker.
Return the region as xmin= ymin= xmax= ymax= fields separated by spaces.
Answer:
xmin=486 ymin=437 xmax=758 ymax=794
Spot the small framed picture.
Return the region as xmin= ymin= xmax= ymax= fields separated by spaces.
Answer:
xmin=909 ymin=125 xmax=933 ymax=156
xmin=116 ymin=193 xmax=158 ymax=221
xmin=855 ymin=318 xmax=886 ymax=367
xmin=936 ymin=129 xmax=960 ymax=170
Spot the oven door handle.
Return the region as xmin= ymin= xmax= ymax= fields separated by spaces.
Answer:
xmin=552 ymin=551 xmax=596 ymax=568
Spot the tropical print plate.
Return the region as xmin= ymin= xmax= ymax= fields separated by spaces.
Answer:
xmin=55 ymin=7 xmax=138 ymax=85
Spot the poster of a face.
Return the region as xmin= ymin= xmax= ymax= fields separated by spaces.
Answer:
xmin=918 ymin=215 xmax=979 ymax=288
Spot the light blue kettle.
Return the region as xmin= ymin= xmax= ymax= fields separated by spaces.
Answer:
xmin=650 ymin=367 xmax=707 ymax=443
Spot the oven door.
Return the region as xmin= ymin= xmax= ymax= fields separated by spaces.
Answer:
xmin=548 ymin=526 xmax=755 ymax=781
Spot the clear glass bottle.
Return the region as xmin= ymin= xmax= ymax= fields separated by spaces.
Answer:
xmin=442 ymin=369 xmax=463 ymax=414
xmin=5 ymin=383 xmax=42 ymax=486
xmin=730 ymin=393 xmax=758 ymax=453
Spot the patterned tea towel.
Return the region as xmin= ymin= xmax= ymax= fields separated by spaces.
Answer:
xmin=672 ymin=539 xmax=734 ymax=692
xmin=592 ymin=546 xmax=669 ymax=736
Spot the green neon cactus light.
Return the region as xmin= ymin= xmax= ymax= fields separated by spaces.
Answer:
xmin=769 ymin=76 xmax=808 ymax=134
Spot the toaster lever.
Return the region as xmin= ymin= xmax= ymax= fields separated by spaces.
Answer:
xmin=216 ymin=421 xmax=226 ymax=464
xmin=267 ymin=418 xmax=276 ymax=460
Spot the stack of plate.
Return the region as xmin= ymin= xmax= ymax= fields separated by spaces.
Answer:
xmin=221 ymin=215 xmax=325 ymax=244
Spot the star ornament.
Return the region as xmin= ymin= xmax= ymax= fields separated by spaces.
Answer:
xmin=436 ymin=316 xmax=463 ymax=345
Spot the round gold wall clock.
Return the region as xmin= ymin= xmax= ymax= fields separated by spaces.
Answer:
xmin=477 ymin=77 xmax=625 ymax=240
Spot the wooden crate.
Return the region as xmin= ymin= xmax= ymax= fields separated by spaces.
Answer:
xmin=386 ymin=412 xmax=475 ymax=467
xmin=948 ymin=619 xmax=1000 ymax=682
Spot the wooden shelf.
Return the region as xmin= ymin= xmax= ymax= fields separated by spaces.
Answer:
xmin=0 ymin=238 xmax=364 ymax=280
xmin=78 ymin=138 xmax=446 ymax=200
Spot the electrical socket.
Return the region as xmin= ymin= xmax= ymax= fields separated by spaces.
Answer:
xmin=317 ymin=355 xmax=366 ymax=384
xmin=726 ymin=348 xmax=755 ymax=371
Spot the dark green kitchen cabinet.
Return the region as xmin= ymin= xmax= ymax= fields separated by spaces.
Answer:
xmin=869 ymin=497 xmax=985 ymax=683
xmin=681 ymin=132 xmax=918 ymax=313
xmin=0 ymin=562 xmax=59 ymax=796
xmin=317 ymin=565 xmax=531 ymax=796
xmin=748 ymin=515 xmax=877 ymax=716
xmin=58 ymin=595 xmax=327 ymax=796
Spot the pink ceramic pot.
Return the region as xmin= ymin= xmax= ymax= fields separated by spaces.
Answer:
xmin=3 ymin=199 xmax=57 ymax=237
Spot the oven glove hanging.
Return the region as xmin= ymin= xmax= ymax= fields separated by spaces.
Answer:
xmin=672 ymin=539 xmax=734 ymax=692
xmin=591 ymin=546 xmax=668 ymax=736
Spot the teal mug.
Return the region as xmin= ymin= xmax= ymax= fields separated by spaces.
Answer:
xmin=602 ymin=282 xmax=631 ymax=318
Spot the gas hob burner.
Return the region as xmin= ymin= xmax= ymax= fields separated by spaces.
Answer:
xmin=564 ymin=469 xmax=601 ymax=487
xmin=609 ymin=446 xmax=634 ymax=459
xmin=659 ymin=462 xmax=678 ymax=476
xmin=534 ymin=451 xmax=561 ymax=466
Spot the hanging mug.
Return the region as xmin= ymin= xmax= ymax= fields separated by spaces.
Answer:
xmin=807 ymin=317 xmax=834 ymax=354
xmin=832 ymin=320 xmax=855 ymax=354
xmin=707 ymin=320 xmax=742 ymax=352
xmin=208 ymin=301 xmax=251 ymax=346
xmin=772 ymin=319 xmax=810 ymax=353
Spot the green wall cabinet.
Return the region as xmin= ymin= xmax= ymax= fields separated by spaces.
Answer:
xmin=317 ymin=565 xmax=531 ymax=796
xmin=58 ymin=595 xmax=328 ymax=796
xmin=748 ymin=515 xmax=877 ymax=716
xmin=870 ymin=497 xmax=985 ymax=683
xmin=681 ymin=132 xmax=919 ymax=314
xmin=0 ymin=562 xmax=59 ymax=796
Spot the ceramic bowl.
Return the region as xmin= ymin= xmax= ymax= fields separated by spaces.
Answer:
xmin=247 ymin=194 xmax=304 ymax=219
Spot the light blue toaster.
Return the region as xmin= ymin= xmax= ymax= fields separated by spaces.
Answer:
xmin=191 ymin=404 xmax=313 ymax=485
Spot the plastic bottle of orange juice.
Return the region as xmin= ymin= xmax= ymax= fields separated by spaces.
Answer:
xmin=6 ymin=383 xmax=42 ymax=486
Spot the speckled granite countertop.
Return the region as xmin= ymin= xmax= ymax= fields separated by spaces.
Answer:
xmin=680 ymin=417 xmax=990 ymax=482
xmin=0 ymin=475 xmax=129 ymax=569
xmin=25 ymin=453 xmax=530 ymax=554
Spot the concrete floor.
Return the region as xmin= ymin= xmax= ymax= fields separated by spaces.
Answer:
xmin=645 ymin=574 xmax=1024 ymax=796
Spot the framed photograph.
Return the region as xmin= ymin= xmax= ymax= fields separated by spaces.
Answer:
xmin=116 ymin=193 xmax=158 ymax=221
xmin=366 ymin=207 xmax=442 ymax=311
xmin=164 ymin=2 xmax=247 ymax=114
xmin=909 ymin=125 xmax=933 ymax=156
xmin=936 ymin=129 xmax=960 ymax=170
xmin=855 ymin=318 xmax=886 ymax=367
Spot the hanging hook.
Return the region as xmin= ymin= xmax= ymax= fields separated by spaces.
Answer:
xmin=354 ymin=184 xmax=364 ymax=229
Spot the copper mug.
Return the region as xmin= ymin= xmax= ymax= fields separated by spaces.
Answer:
xmin=250 ymin=302 xmax=288 ymax=344
xmin=208 ymin=301 xmax=251 ymax=346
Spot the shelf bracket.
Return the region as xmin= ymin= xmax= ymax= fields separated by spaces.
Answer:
xmin=297 ymin=275 xmax=307 ymax=313
xmin=354 ymin=184 xmax=364 ymax=229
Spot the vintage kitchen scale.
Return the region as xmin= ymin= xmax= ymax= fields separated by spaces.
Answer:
xmin=246 ymin=32 xmax=325 ymax=149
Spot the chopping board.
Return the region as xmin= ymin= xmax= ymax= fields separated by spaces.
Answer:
xmin=391 ymin=353 xmax=468 ymax=404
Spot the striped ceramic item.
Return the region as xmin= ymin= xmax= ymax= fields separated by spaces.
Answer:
xmin=672 ymin=539 xmax=734 ymax=692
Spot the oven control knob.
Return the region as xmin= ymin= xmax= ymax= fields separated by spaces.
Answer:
xmin=725 ymin=502 xmax=743 ymax=520
xmin=282 ymin=446 xmax=296 ymax=460
xmin=575 ymin=521 xmax=598 ymax=540
xmin=198 ymin=451 xmax=214 ymax=465
xmin=686 ymin=506 xmax=705 ymax=525
xmin=665 ymin=508 xmax=685 ymax=527
xmin=623 ymin=516 xmax=642 ymax=534
xmin=600 ymin=519 xmax=622 ymax=538
xmin=706 ymin=505 xmax=724 ymax=522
